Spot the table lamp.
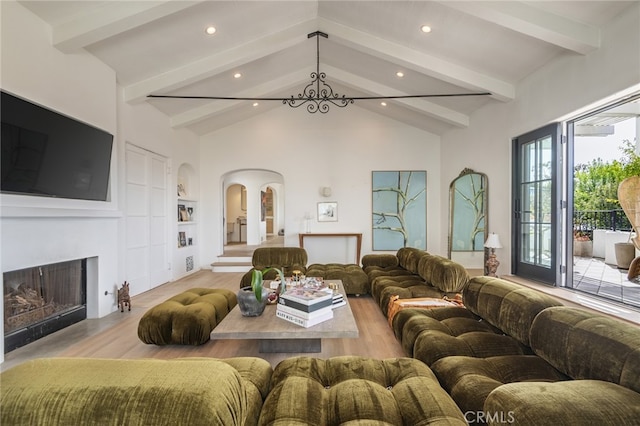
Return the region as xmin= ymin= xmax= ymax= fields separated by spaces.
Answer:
xmin=484 ymin=233 xmax=502 ymax=277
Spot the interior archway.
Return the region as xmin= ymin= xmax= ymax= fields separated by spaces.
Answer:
xmin=222 ymin=169 xmax=284 ymax=252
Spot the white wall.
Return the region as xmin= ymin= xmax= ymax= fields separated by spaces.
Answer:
xmin=200 ymin=107 xmax=442 ymax=264
xmin=118 ymin=91 xmax=201 ymax=283
xmin=0 ymin=2 xmax=201 ymax=362
xmin=226 ymin=184 xmax=245 ymax=243
xmin=440 ymin=3 xmax=640 ymax=276
xmin=0 ymin=1 xmax=119 ymax=361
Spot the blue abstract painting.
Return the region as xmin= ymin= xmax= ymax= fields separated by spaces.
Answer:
xmin=372 ymin=171 xmax=427 ymax=250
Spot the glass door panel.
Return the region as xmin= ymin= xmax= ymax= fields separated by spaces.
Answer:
xmin=512 ymin=124 xmax=560 ymax=284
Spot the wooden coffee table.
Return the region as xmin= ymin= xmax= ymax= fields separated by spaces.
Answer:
xmin=210 ymin=280 xmax=359 ymax=353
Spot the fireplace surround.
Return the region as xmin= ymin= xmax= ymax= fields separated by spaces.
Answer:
xmin=3 ymin=259 xmax=87 ymax=353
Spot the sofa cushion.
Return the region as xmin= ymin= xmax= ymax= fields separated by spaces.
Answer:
xmin=362 ymin=253 xmax=399 ymax=270
xmin=418 ymin=254 xmax=469 ymax=292
xmin=219 ymin=357 xmax=274 ymax=424
xmin=396 ymin=247 xmax=428 ymax=274
xmin=371 ymin=276 xmax=424 ymax=310
xmin=366 ymin=267 xmax=416 ymax=285
xmin=305 ymin=263 xmax=369 ymax=295
xmin=530 ymin=306 xmax=640 ymax=393
xmin=240 ymin=247 xmax=308 ymax=287
xmin=431 ymin=355 xmax=569 ymax=415
xmin=0 ymin=357 xmax=269 ymax=426
xmin=392 ymin=306 xmax=486 ymax=341
xmin=463 ymin=277 xmax=563 ymax=346
xmin=259 ymin=356 xmax=467 ymax=425
xmin=393 ymin=307 xmax=533 ymax=364
xmin=484 ymin=380 xmax=640 ymax=426
xmin=252 ymin=247 xmax=307 ymax=270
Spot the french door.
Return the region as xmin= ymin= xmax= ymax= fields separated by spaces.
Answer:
xmin=512 ymin=123 xmax=562 ymax=284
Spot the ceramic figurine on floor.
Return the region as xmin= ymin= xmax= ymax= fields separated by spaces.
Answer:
xmin=118 ymin=281 xmax=131 ymax=312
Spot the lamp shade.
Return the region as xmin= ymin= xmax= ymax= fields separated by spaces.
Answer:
xmin=484 ymin=233 xmax=502 ymax=249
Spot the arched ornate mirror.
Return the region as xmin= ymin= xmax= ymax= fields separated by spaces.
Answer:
xmin=448 ymin=168 xmax=488 ymax=268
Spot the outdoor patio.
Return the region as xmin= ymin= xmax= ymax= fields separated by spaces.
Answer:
xmin=573 ymin=256 xmax=640 ymax=309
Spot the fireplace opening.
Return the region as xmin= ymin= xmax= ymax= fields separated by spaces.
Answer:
xmin=4 ymin=259 xmax=87 ymax=353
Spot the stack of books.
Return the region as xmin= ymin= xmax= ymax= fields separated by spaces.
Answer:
xmin=332 ymin=292 xmax=346 ymax=309
xmin=276 ymin=287 xmax=334 ymax=328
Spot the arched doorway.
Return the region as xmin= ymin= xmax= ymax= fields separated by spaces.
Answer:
xmin=222 ymin=169 xmax=284 ymax=250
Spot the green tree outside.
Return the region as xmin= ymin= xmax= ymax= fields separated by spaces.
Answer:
xmin=574 ymin=139 xmax=639 ymax=233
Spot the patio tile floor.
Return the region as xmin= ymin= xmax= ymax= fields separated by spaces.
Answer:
xmin=573 ymin=256 xmax=640 ymax=309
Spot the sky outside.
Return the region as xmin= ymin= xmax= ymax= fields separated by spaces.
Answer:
xmin=574 ymin=118 xmax=637 ymax=166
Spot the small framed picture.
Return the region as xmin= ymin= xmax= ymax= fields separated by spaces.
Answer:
xmin=318 ymin=202 xmax=338 ymax=222
xmin=178 ymin=204 xmax=189 ymax=221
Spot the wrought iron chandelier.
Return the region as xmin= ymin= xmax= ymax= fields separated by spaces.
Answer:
xmin=148 ymin=31 xmax=492 ymax=113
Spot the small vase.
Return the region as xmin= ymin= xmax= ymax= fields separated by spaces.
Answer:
xmin=237 ymin=286 xmax=268 ymax=317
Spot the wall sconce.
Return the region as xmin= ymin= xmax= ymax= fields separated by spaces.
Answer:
xmin=320 ymin=187 xmax=332 ymax=197
xmin=484 ymin=233 xmax=502 ymax=277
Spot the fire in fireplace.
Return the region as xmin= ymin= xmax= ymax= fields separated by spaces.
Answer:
xmin=3 ymin=259 xmax=87 ymax=353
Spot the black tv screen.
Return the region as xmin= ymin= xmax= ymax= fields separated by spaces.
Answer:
xmin=1 ymin=91 xmax=113 ymax=201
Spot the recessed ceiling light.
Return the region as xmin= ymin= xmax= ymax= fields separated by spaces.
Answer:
xmin=381 ymin=102 xmax=387 ymax=107
xmin=396 ymin=71 xmax=404 ymax=78
xmin=233 ymin=73 xmax=242 ymax=79
xmin=253 ymin=102 xmax=259 ymax=107
xmin=205 ymin=26 xmax=216 ymax=35
xmin=420 ymin=25 xmax=432 ymax=33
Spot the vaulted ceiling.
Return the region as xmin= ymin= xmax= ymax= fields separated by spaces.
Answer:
xmin=19 ymin=1 xmax=635 ymax=135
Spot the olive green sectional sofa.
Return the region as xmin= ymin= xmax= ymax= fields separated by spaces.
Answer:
xmin=240 ymin=247 xmax=369 ymax=295
xmin=239 ymin=247 xmax=309 ymax=288
xmin=1 ymin=357 xmax=272 ymax=426
xmin=259 ymin=356 xmax=466 ymax=425
xmin=305 ymin=263 xmax=369 ymax=295
xmin=5 ymin=248 xmax=638 ymax=425
xmin=362 ymin=247 xmax=470 ymax=315
xmin=392 ymin=276 xmax=564 ymax=364
xmin=1 ymin=356 xmax=467 ymax=426
xmin=439 ymin=306 xmax=640 ymax=425
xmin=390 ymin=275 xmax=640 ymax=425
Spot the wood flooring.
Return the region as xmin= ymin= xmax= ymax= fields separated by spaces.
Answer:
xmin=2 ymin=270 xmax=405 ymax=371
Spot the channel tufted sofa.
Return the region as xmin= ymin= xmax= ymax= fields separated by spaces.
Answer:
xmin=390 ymin=275 xmax=640 ymax=425
xmin=5 ymin=253 xmax=639 ymax=425
xmin=258 ymin=356 xmax=467 ymax=425
xmin=0 ymin=357 xmax=272 ymax=426
xmin=362 ymin=248 xmax=470 ymax=314
xmin=305 ymin=263 xmax=369 ymax=295
xmin=240 ymin=247 xmax=308 ymax=288
xmin=240 ymin=247 xmax=369 ymax=295
xmin=392 ymin=276 xmax=564 ymax=365
xmin=1 ymin=356 xmax=468 ymax=426
xmin=433 ymin=306 xmax=640 ymax=425
xmin=480 ymin=306 xmax=640 ymax=425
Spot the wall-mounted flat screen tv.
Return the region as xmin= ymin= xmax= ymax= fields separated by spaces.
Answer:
xmin=1 ymin=91 xmax=113 ymax=201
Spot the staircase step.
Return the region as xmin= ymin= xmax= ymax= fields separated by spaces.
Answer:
xmin=217 ymin=256 xmax=252 ymax=263
xmin=210 ymin=261 xmax=252 ymax=273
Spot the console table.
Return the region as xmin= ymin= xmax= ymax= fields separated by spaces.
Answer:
xmin=299 ymin=233 xmax=363 ymax=264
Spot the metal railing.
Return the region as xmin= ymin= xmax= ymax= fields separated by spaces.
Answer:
xmin=573 ymin=209 xmax=632 ymax=240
